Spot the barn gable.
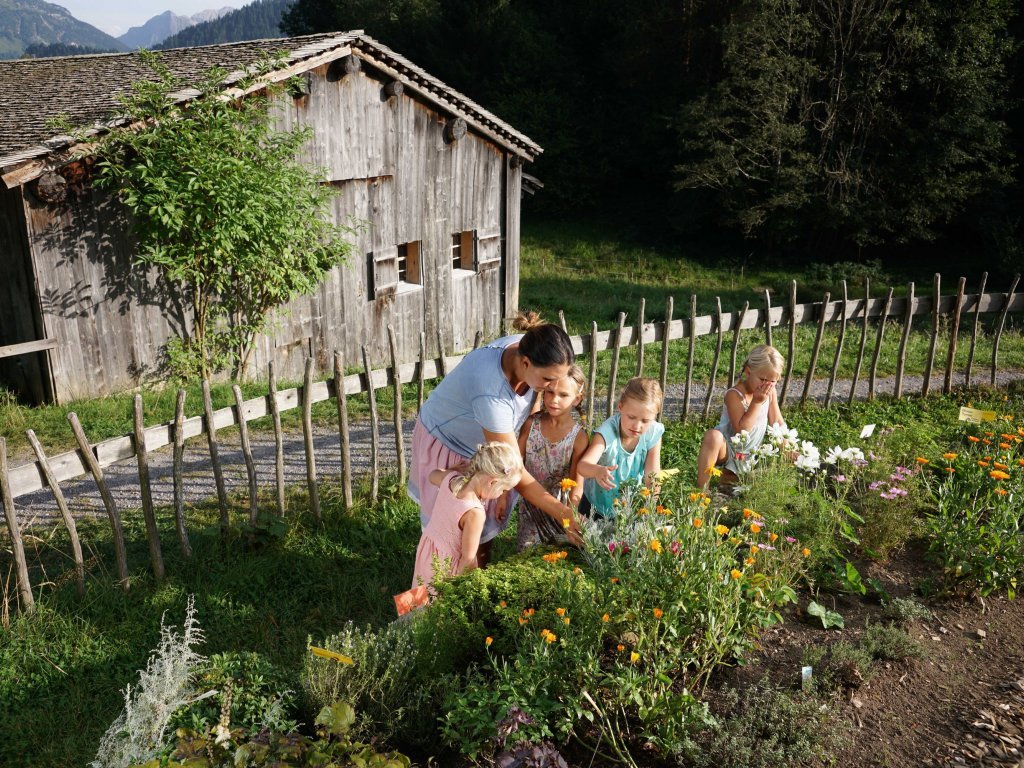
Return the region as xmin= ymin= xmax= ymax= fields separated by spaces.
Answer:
xmin=0 ymin=32 xmax=541 ymax=403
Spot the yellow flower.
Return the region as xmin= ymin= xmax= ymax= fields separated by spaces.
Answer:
xmin=602 ymin=613 xmax=610 ymax=622
xmin=638 ymin=507 xmax=650 ymax=515
xmin=653 ymin=608 xmax=664 ymax=619
xmin=750 ymin=523 xmax=761 ymax=534
xmin=639 ymin=487 xmax=651 ymax=497
xmin=942 ymin=452 xmax=957 ymax=461
xmin=692 ymin=517 xmax=704 ymax=528
xmin=563 ymin=617 xmax=571 ymax=625
xmin=730 ymin=569 xmax=743 ymax=580
xmin=916 ymin=457 xmax=930 ymax=465
xmin=802 ymin=548 xmax=811 ymax=557
xmin=559 ymin=478 xmax=578 ymax=491
xmin=706 ymin=465 xmax=722 ymax=478
xmin=750 ymin=544 xmax=759 ymax=554
xmin=485 ymin=636 xmax=493 ymax=647
xmin=743 ymin=508 xmax=754 ymax=519
xmin=744 ymin=557 xmax=755 ymax=565
xmin=689 ymin=492 xmax=700 ymax=502
xmin=994 ymin=488 xmax=1008 ymax=497
xmin=715 ymin=524 xmax=730 ymax=536
xmin=990 ymin=470 xmax=1011 ymax=481
xmin=701 ymin=497 xmax=711 ymax=507
xmin=545 ymin=632 xmax=557 ymax=644
xmin=562 ymin=517 xmax=571 ymax=530
xmin=630 ymin=651 xmax=640 ymax=664
xmin=556 ymin=607 xmax=566 ymax=616
xmin=649 ymin=539 xmax=663 ymax=553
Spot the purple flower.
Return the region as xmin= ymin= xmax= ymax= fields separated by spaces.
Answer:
xmin=837 ymin=474 xmax=847 ymax=483
xmin=759 ymin=544 xmax=777 ymax=551
xmin=893 ymin=488 xmax=908 ymax=497
xmin=785 ymin=536 xmax=797 ymax=543
xmin=869 ymin=481 xmax=884 ymax=490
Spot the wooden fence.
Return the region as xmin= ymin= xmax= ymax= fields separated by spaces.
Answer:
xmin=1 ymin=273 xmax=1022 ymax=611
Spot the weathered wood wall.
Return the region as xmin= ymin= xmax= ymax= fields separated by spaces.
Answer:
xmin=13 ymin=58 xmax=518 ymax=402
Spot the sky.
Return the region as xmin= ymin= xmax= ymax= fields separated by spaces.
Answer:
xmin=51 ymin=1 xmax=249 ymax=37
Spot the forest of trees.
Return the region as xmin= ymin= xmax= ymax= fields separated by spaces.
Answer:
xmin=157 ymin=0 xmax=292 ymax=49
xmin=282 ymin=0 xmax=1023 ymax=271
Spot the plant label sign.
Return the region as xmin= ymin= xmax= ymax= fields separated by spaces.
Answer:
xmin=958 ymin=406 xmax=997 ymax=423
xmin=859 ymin=424 xmax=876 ymax=439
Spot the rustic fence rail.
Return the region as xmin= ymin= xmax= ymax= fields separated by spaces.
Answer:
xmin=1 ymin=274 xmax=1022 ymax=607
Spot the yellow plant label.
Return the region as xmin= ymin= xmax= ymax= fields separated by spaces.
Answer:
xmin=310 ymin=646 xmax=354 ymax=665
xmin=958 ymin=406 xmax=997 ymax=423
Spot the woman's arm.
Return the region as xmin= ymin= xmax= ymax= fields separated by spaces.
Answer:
xmin=482 ymin=427 xmax=579 ymax=537
xmin=458 ymin=506 xmax=485 ymax=572
xmin=577 ymin=434 xmax=617 ymax=490
xmin=567 ymin=429 xmax=590 ymax=506
xmin=517 ymin=415 xmax=534 ymax=457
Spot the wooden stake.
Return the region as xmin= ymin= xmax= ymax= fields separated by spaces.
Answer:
xmin=436 ymin=328 xmax=449 ymax=377
xmin=635 ymin=298 xmax=646 ymax=377
xmin=991 ymin=273 xmax=1021 ymax=387
xmin=170 ymin=390 xmax=192 ymax=559
xmin=763 ymin=288 xmax=773 ymax=347
xmin=388 ymin=325 xmax=407 ymax=486
xmin=922 ymin=274 xmax=940 ymax=397
xmin=848 ymin=279 xmax=870 ymax=406
xmin=587 ymin=321 xmax=598 ymax=429
xmin=68 ymin=412 xmax=131 ymax=585
xmin=473 ymin=330 xmax=483 ymax=350
xmin=868 ymin=288 xmax=894 ymax=401
xmin=894 ymin=282 xmax=915 ymax=399
xmin=658 ymin=297 xmax=673 ymax=421
xmin=781 ymin=281 xmax=797 ymax=406
xmin=965 ymin=273 xmax=987 ymax=387
xmin=417 ymin=331 xmax=427 ymax=410
xmin=27 ymin=428 xmax=87 ymax=594
xmin=683 ymin=294 xmax=696 ymax=419
xmin=300 ymin=359 xmax=320 ymax=521
xmin=824 ymin=281 xmax=848 ymax=408
xmin=362 ymin=345 xmax=381 ymax=502
xmin=801 ymin=292 xmax=830 ymax=408
xmin=232 ymin=385 xmax=260 ymax=526
xmin=202 ymin=379 xmax=229 ymax=532
xmin=728 ymin=301 xmax=749 ymax=387
xmin=607 ymin=312 xmax=626 ymax=418
xmin=1 ymin=438 xmax=35 ymax=612
xmin=558 ymin=310 xmax=568 ymax=334
xmin=703 ymin=297 xmax=724 ymax=419
xmin=943 ymin=277 xmax=966 ymax=394
xmin=130 ymin=398 xmax=163 ymax=582
xmin=268 ymin=362 xmax=286 ymax=516
xmin=334 ymin=350 xmax=353 ymax=509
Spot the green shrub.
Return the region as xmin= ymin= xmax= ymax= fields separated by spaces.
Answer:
xmin=682 ymin=682 xmax=843 ymax=768
xmin=860 ymin=622 xmax=925 ymax=662
xmin=880 ymin=597 xmax=932 ymax=623
xmin=302 ymin=620 xmax=443 ymax=747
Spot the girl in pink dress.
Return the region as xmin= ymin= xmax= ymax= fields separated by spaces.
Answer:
xmin=412 ymin=442 xmax=523 ymax=594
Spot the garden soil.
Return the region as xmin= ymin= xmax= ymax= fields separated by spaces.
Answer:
xmin=724 ymin=542 xmax=1024 ymax=768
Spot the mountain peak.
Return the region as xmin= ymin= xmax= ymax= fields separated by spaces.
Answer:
xmin=117 ymin=7 xmax=236 ymax=49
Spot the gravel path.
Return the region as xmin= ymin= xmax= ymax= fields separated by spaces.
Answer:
xmin=9 ymin=368 xmax=1024 ymax=528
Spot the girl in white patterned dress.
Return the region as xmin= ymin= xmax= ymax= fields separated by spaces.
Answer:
xmin=516 ymin=365 xmax=589 ymax=550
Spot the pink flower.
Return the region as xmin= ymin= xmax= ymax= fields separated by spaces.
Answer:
xmin=670 ymin=541 xmax=681 ymax=555
xmin=608 ymin=542 xmax=616 ymax=554
xmin=785 ymin=536 xmax=797 ymax=543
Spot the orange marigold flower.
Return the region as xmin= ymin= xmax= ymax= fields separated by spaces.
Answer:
xmin=617 ymin=644 xmax=626 ymax=652
xmin=802 ymin=548 xmax=812 ymax=557
xmin=994 ymin=488 xmax=1008 ymax=497
xmin=985 ymin=431 xmax=995 ymax=437
xmin=526 ymin=608 xmax=536 ymax=616
xmin=743 ymin=508 xmax=754 ymax=519
xmin=1019 ymin=459 xmax=1024 ymax=467
xmin=639 ymin=487 xmax=651 ymax=498
xmin=649 ymin=539 xmax=663 ymax=553
xmin=563 ymin=617 xmax=571 ymax=625
xmin=730 ymin=569 xmax=743 ymax=580
xmin=689 ymin=492 xmax=700 ymax=502
xmin=983 ymin=439 xmax=992 ymax=445
xmin=653 ymin=608 xmax=664 ymax=619
xmin=602 ymin=613 xmax=610 ymax=622
xmin=499 ymin=600 xmax=507 ymax=608
xmin=750 ymin=523 xmax=762 ymax=534
xmin=559 ymin=478 xmax=578 ymax=491
xmin=769 ymin=532 xmax=779 ymax=542
xmin=716 ymin=524 xmax=730 ymax=536
xmin=994 ymin=462 xmax=1009 ymax=470
xmin=556 ymin=607 xmax=566 ymax=617
xmin=744 ymin=557 xmax=756 ymax=565
xmin=545 ymin=632 xmax=557 ymax=644
xmin=942 ymin=453 xmax=957 ymax=461
xmin=638 ymin=507 xmax=650 ymax=515
xmin=485 ymin=636 xmax=493 ymax=646
xmin=946 ymin=467 xmax=956 ymax=474
xmin=978 ymin=461 xmax=990 ymax=468
xmin=1000 ymin=442 xmax=1012 ymax=450
xmin=916 ymin=457 xmax=929 ymax=465
xmin=990 ymin=470 xmax=1011 ymax=481
xmin=610 ymin=577 xmax=619 ymax=584
xmin=692 ymin=518 xmax=704 ymax=528
xmin=518 ymin=617 xmax=529 ymax=625
xmin=968 ymin=436 xmax=981 ymax=443
xmin=750 ymin=544 xmax=759 ymax=554
xmin=572 ymin=567 xmax=582 ymax=575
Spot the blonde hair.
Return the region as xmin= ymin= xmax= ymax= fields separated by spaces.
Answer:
xmin=619 ymin=377 xmax=663 ymax=413
xmin=742 ymin=344 xmax=785 ymax=377
xmin=451 ymin=441 xmax=524 ymax=494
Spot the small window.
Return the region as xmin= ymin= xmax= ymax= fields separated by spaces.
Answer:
xmin=452 ymin=230 xmax=476 ymax=272
xmin=368 ymin=241 xmax=421 ymax=300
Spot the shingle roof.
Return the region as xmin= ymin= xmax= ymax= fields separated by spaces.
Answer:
xmin=0 ymin=31 xmax=540 ymax=176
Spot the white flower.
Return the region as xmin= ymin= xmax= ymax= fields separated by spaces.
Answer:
xmin=794 ymin=453 xmax=820 ymax=473
xmin=841 ymin=447 xmax=865 ymax=463
xmin=755 ymin=442 xmax=779 ymax=458
xmin=823 ymin=446 xmax=843 ymax=465
xmin=730 ymin=429 xmax=751 ymax=446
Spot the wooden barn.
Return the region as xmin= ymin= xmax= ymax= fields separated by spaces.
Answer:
xmin=0 ymin=32 xmax=540 ymax=404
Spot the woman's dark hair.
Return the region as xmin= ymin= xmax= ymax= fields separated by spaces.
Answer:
xmin=511 ymin=311 xmax=575 ymax=367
